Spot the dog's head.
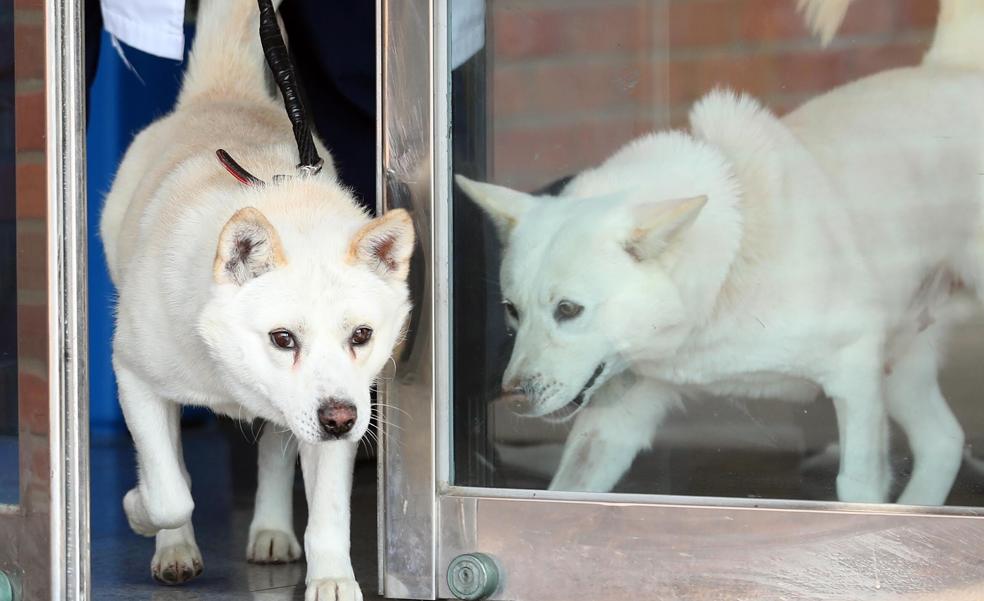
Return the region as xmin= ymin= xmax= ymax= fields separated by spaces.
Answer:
xmin=457 ymin=130 xmax=745 ymax=420
xmin=197 ymin=179 xmax=414 ymax=443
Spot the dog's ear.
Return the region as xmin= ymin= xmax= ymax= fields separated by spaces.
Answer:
xmin=213 ymin=207 xmax=286 ymax=285
xmin=623 ymin=195 xmax=707 ymax=261
xmin=455 ymin=175 xmax=534 ymax=241
xmin=349 ymin=208 xmax=416 ymax=281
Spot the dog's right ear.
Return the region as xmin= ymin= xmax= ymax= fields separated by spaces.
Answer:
xmin=455 ymin=175 xmax=534 ymax=241
xmin=623 ymin=195 xmax=707 ymax=261
xmin=213 ymin=207 xmax=286 ymax=285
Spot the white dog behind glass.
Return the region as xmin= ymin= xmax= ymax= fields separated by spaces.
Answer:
xmin=458 ymin=0 xmax=984 ymax=505
xmin=100 ymin=1 xmax=413 ymax=599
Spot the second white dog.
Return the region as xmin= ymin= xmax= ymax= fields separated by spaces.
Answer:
xmin=458 ymin=0 xmax=984 ymax=505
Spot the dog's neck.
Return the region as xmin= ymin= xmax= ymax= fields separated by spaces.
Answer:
xmin=662 ymin=191 xmax=744 ymax=325
xmin=686 ymin=91 xmax=786 ymax=322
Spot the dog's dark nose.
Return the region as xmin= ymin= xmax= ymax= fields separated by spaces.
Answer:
xmin=317 ymin=399 xmax=357 ymax=438
xmin=501 ymin=378 xmax=522 ymax=395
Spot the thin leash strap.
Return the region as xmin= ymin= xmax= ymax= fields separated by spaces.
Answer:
xmin=256 ymin=0 xmax=323 ymax=175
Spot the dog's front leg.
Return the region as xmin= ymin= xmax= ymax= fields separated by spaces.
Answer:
xmin=150 ymin=401 xmax=203 ymax=584
xmin=550 ymin=376 xmax=679 ymax=492
xmin=822 ymin=345 xmax=892 ymax=503
xmin=299 ymin=439 xmax=362 ymax=601
xmin=248 ymin=424 xmax=302 ymax=563
xmin=116 ymin=364 xmax=195 ymax=536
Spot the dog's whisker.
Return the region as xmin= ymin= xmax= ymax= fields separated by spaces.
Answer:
xmin=370 ymin=403 xmax=412 ymax=418
xmin=369 ymin=412 xmax=406 ymax=433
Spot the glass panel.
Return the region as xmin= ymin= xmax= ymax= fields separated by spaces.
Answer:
xmin=0 ymin=0 xmax=17 ymax=506
xmin=450 ymin=0 xmax=984 ymax=507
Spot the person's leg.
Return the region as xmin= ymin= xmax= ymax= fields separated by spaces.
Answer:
xmin=85 ymin=0 xmax=103 ymax=119
xmin=279 ymin=0 xmax=376 ymax=213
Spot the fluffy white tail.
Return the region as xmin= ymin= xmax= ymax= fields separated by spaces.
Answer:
xmin=178 ymin=0 xmax=283 ymax=106
xmin=797 ymin=0 xmax=984 ymax=70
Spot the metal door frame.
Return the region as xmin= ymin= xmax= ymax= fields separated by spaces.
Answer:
xmin=378 ymin=1 xmax=984 ymax=600
xmin=0 ymin=0 xmax=89 ymax=599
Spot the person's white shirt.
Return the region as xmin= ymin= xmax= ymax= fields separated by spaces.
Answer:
xmin=100 ymin=0 xmax=486 ymax=68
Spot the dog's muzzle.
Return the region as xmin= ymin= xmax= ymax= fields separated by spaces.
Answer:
xmin=509 ymin=363 xmax=607 ymax=422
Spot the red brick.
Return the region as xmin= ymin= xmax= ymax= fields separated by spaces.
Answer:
xmin=669 ymin=0 xmax=735 ymax=49
xmin=836 ymin=0 xmax=896 ymax=38
xmin=14 ymin=22 xmax=45 ymax=80
xmin=848 ymin=41 xmax=926 ymax=79
xmin=772 ymin=49 xmax=853 ymax=96
xmin=685 ymin=53 xmax=774 ymax=101
xmin=16 ymin=163 xmax=46 ymax=219
xmin=896 ymin=0 xmax=939 ymax=31
xmin=493 ymin=60 xmax=662 ymax=123
xmin=561 ymin=4 xmax=664 ymax=58
xmin=492 ymin=4 xmax=664 ymax=62
xmin=30 ymin=446 xmax=49 ymax=482
xmin=17 ymin=303 xmax=48 ymax=365
xmin=16 ymin=225 xmax=47 ymax=296
xmin=493 ymin=117 xmax=656 ymax=191
xmin=493 ymin=8 xmax=567 ymax=62
xmin=738 ymin=0 xmax=811 ymax=43
xmin=13 ymin=0 xmax=43 ymax=9
xmin=19 ymin=372 xmax=48 ymax=435
xmin=14 ymin=90 xmax=44 ymax=152
xmin=666 ymin=59 xmax=693 ymax=107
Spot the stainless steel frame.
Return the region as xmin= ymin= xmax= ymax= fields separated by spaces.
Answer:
xmin=378 ymin=1 xmax=984 ymax=600
xmin=377 ymin=0 xmax=441 ymax=597
xmin=46 ymin=0 xmax=89 ymax=598
xmin=0 ymin=0 xmax=89 ymax=599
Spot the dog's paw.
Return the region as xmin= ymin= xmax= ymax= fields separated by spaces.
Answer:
xmin=247 ymin=528 xmax=302 ymax=564
xmin=837 ymin=473 xmax=890 ymax=504
xmin=151 ymin=542 xmax=203 ymax=586
xmin=305 ymin=578 xmax=363 ymax=601
xmin=124 ymin=487 xmax=194 ymax=537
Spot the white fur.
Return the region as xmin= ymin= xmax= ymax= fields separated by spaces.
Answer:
xmin=459 ymin=0 xmax=984 ymax=505
xmin=102 ymin=0 xmax=413 ymax=596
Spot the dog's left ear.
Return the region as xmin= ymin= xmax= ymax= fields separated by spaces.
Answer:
xmin=349 ymin=209 xmax=416 ymax=281
xmin=623 ymin=195 xmax=707 ymax=261
xmin=455 ymin=175 xmax=534 ymax=242
xmin=213 ymin=207 xmax=287 ymax=285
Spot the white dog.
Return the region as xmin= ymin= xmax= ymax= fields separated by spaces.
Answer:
xmin=457 ymin=0 xmax=984 ymax=506
xmin=100 ymin=1 xmax=413 ymax=598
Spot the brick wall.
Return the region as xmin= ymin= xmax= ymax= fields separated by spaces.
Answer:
xmin=488 ymin=0 xmax=937 ymax=191
xmin=5 ymin=0 xmax=52 ymax=593
xmin=13 ymin=0 xmax=50 ymax=515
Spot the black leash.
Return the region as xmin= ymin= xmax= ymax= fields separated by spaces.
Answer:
xmin=216 ymin=0 xmax=322 ymax=186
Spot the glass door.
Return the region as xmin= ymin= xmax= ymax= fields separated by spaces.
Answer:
xmin=380 ymin=1 xmax=984 ymax=599
xmin=0 ymin=0 xmax=88 ymax=599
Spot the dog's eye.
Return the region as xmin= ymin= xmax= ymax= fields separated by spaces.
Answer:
xmin=269 ymin=329 xmax=298 ymax=350
xmin=554 ymin=300 xmax=584 ymax=322
xmin=502 ymin=300 xmax=519 ymax=321
xmin=350 ymin=326 xmax=373 ymax=347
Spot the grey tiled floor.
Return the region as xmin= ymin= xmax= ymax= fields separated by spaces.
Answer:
xmin=91 ymin=423 xmax=385 ymax=600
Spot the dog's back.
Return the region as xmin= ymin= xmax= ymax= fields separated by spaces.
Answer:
xmin=98 ymin=0 xmax=314 ymax=285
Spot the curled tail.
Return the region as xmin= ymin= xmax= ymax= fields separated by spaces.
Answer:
xmin=178 ymin=0 xmax=283 ymax=106
xmin=797 ymin=0 xmax=984 ymax=70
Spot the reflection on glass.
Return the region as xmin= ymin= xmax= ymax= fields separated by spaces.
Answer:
xmin=451 ymin=0 xmax=984 ymax=506
xmin=0 ymin=0 xmax=18 ymax=505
